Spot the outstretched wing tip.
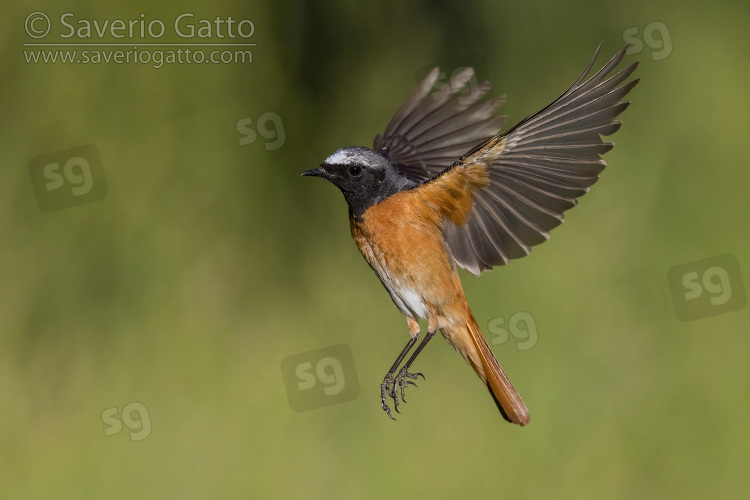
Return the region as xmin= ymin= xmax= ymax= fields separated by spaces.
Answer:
xmin=424 ymin=66 xmax=441 ymax=82
xmin=444 ymin=42 xmax=638 ymax=274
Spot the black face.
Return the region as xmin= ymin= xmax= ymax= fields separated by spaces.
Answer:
xmin=302 ymin=146 xmax=417 ymax=218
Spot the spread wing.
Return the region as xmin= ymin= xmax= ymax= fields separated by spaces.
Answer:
xmin=378 ymin=43 xmax=639 ymax=275
xmin=373 ymin=67 xmax=507 ymax=181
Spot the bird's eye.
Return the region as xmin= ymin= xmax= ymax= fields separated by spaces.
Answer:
xmin=348 ymin=165 xmax=362 ymax=177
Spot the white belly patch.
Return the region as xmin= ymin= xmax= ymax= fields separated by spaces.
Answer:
xmin=357 ymin=236 xmax=429 ymax=320
xmin=378 ymin=270 xmax=428 ymax=320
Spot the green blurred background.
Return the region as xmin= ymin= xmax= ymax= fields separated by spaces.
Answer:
xmin=2 ymin=0 xmax=749 ymax=498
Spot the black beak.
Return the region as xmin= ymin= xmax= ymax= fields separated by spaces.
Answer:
xmin=301 ymin=165 xmax=329 ymax=178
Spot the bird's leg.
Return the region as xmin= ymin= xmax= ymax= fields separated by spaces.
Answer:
xmin=393 ymin=327 xmax=436 ymax=404
xmin=393 ymin=314 xmax=439 ymax=404
xmin=381 ymin=318 xmax=420 ymax=420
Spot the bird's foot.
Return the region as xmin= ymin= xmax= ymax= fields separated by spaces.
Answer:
xmin=394 ymin=366 xmax=424 ymax=403
xmin=380 ymin=368 xmax=424 ymax=419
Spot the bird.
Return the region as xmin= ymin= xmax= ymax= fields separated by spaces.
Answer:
xmin=302 ymin=43 xmax=639 ymax=426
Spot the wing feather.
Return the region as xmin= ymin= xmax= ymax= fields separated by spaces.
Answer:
xmin=375 ymin=44 xmax=639 ymax=275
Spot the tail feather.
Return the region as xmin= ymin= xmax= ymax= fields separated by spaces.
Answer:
xmin=465 ymin=316 xmax=530 ymax=426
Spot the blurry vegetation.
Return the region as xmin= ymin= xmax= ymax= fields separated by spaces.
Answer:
xmin=1 ymin=0 xmax=749 ymax=498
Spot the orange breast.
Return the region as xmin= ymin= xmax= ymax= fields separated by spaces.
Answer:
xmin=350 ymin=186 xmax=476 ymax=318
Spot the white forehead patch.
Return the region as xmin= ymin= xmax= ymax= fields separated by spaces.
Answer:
xmin=324 ymin=148 xmax=368 ymax=166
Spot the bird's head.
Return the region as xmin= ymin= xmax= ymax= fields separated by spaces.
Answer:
xmin=303 ymin=146 xmax=416 ymax=218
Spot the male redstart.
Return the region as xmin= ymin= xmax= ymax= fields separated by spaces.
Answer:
xmin=303 ymin=44 xmax=638 ymax=425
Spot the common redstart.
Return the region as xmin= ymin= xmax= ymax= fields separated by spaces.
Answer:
xmin=303 ymin=44 xmax=638 ymax=425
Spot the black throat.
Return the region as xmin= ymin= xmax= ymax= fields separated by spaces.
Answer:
xmin=344 ymin=169 xmax=417 ymax=220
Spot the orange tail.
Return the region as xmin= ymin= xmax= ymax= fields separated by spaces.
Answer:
xmin=463 ymin=316 xmax=530 ymax=426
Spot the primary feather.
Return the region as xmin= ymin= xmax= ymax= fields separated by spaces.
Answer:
xmin=376 ymin=43 xmax=639 ymax=275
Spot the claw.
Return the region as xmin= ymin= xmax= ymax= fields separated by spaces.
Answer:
xmin=382 ymin=402 xmax=395 ymax=420
xmin=380 ymin=374 xmax=396 ymax=420
xmin=392 ymin=386 xmax=401 ymax=413
xmin=396 ymin=366 xmax=424 ymax=404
